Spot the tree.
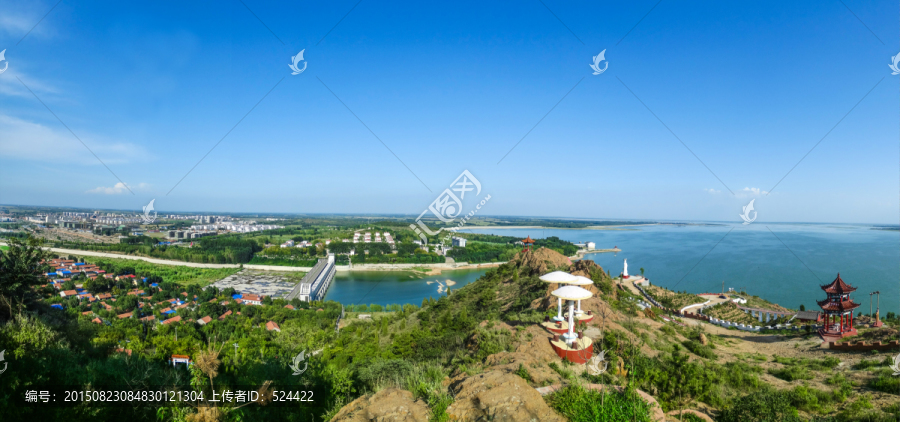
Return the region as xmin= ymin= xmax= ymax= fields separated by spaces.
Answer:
xmin=0 ymin=235 xmax=52 ymax=317
xmin=799 ymin=304 xmax=805 ymax=311
xmin=640 ymin=267 xmax=645 ymax=276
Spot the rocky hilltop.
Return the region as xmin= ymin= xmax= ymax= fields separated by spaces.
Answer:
xmin=330 ymin=247 xmax=900 ymax=422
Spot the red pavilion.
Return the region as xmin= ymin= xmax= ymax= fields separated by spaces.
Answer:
xmin=522 ymin=236 xmax=535 ymax=251
xmin=817 ymin=273 xmax=860 ymax=341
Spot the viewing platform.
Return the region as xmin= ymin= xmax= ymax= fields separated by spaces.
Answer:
xmin=549 ymin=335 xmax=594 ymax=364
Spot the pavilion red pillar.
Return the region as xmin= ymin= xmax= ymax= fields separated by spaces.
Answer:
xmin=849 ymin=312 xmax=853 ymax=329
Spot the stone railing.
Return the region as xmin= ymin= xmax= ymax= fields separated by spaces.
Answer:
xmin=706 ymin=316 xmax=820 ymax=333
xmin=830 ymin=340 xmax=900 ymax=351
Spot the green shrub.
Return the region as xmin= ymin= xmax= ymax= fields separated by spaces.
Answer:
xmin=515 ymin=363 xmax=532 ymax=382
xmin=545 ymin=384 xmax=654 ymax=422
xmin=718 ymin=389 xmax=803 ymax=422
xmin=682 ymin=340 xmax=717 ymax=360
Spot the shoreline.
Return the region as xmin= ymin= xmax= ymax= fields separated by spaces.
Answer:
xmin=459 ymin=224 xmax=658 ymax=231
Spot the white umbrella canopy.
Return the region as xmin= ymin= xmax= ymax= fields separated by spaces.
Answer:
xmin=539 ymin=271 xmax=577 ymax=283
xmin=551 ymin=285 xmax=593 ymax=300
xmin=567 ymin=276 xmax=594 ymax=286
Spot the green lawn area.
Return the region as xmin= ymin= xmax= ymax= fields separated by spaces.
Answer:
xmin=0 ymin=245 xmax=8 ymax=251
xmin=69 ymin=255 xmax=239 ymax=287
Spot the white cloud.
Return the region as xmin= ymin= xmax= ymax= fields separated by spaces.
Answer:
xmin=0 ymin=114 xmax=151 ymax=164
xmin=86 ymin=182 xmax=149 ymax=195
xmin=738 ymin=187 xmax=769 ymax=197
xmin=704 ymin=188 xmax=721 ymax=194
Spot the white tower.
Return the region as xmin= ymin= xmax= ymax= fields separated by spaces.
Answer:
xmin=623 ymin=258 xmax=629 ymax=278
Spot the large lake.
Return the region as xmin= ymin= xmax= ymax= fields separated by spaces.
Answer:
xmin=462 ymin=224 xmax=899 ymax=314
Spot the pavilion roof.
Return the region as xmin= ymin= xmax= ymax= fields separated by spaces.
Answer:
xmin=539 ymin=271 xmax=577 ymax=283
xmin=816 ymin=298 xmax=861 ymax=312
xmin=551 ymin=285 xmax=593 ymax=300
xmin=820 ymin=273 xmax=856 ymax=294
xmin=522 ymin=236 xmax=535 ymax=244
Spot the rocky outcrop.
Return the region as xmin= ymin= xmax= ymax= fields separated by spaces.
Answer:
xmin=512 ymin=247 xmax=572 ymax=275
xmin=446 ymin=370 xmax=566 ymax=422
xmin=330 ymin=388 xmax=431 ymax=422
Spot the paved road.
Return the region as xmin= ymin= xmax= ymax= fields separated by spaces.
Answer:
xmin=681 ymin=294 xmax=732 ymax=314
xmin=1 ymin=243 xmax=311 ymax=272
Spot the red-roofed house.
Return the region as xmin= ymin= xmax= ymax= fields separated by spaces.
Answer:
xmin=218 ymin=310 xmax=232 ymax=320
xmin=60 ymin=290 xmax=78 ymax=297
xmin=81 ymin=311 xmax=92 ymax=316
xmin=242 ymin=294 xmax=263 ymax=306
xmin=162 ymin=315 xmax=182 ymax=325
xmin=265 ymin=321 xmax=281 ymax=332
xmin=117 ymin=312 xmax=133 ymax=319
xmin=140 ymin=315 xmax=156 ymax=322
xmin=91 ymin=318 xmax=103 ymax=324
xmin=115 ymin=348 xmax=132 ymax=356
xmin=197 ymin=316 xmax=212 ymax=325
xmin=284 ymin=304 xmax=295 ymax=310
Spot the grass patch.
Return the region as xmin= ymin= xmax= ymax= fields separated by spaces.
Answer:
xmin=77 ymin=256 xmax=239 ymax=287
xmin=868 ymin=368 xmax=900 ymax=394
xmin=768 ymin=366 xmax=814 ymax=381
xmin=545 ymin=384 xmax=655 ymax=422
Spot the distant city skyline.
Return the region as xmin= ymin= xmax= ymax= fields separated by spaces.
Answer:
xmin=1 ymin=1 xmax=897 ymax=224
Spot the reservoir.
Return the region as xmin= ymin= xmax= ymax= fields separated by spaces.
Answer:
xmin=462 ymin=223 xmax=900 ymax=314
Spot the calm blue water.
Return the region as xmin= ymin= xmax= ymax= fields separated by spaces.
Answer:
xmin=460 ymin=223 xmax=900 ymax=314
xmin=324 ymin=269 xmax=488 ymax=307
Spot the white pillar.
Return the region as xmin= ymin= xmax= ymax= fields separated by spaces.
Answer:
xmin=553 ymin=297 xmax=563 ymax=321
xmin=758 ymin=312 xmax=763 ymax=323
xmin=576 ymin=299 xmax=583 ymax=315
xmin=565 ymin=300 xmax=576 ymax=341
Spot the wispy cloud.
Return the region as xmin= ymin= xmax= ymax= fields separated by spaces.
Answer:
xmin=87 ymin=182 xmax=149 ymax=195
xmin=0 ymin=1 xmax=57 ymax=39
xmin=0 ymin=114 xmax=151 ymax=164
xmin=0 ymin=70 xmax=60 ymax=98
xmin=704 ymin=188 xmax=721 ymax=194
xmin=739 ymin=187 xmax=769 ymax=197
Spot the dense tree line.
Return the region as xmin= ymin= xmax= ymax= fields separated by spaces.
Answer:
xmin=51 ymin=235 xmax=263 ymax=264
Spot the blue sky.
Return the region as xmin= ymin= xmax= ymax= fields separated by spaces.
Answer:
xmin=0 ymin=0 xmax=897 ymax=224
